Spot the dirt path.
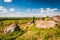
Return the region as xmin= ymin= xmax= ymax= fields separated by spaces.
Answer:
xmin=14 ymin=21 xmax=34 ymax=40
xmin=9 ymin=21 xmax=34 ymax=40
xmin=24 ymin=21 xmax=34 ymax=31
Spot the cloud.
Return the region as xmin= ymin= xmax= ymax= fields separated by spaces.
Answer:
xmin=0 ymin=7 xmax=59 ymax=17
xmin=9 ymin=8 xmax=15 ymax=12
xmin=40 ymin=8 xmax=46 ymax=13
xmin=4 ymin=0 xmax=12 ymax=2
xmin=51 ymin=8 xmax=58 ymax=12
xmin=39 ymin=8 xmax=58 ymax=13
xmin=0 ymin=6 xmax=5 ymax=10
xmin=25 ymin=8 xmax=58 ymax=14
xmin=0 ymin=6 xmax=7 ymax=13
xmin=0 ymin=6 xmax=15 ymax=14
xmin=46 ymin=8 xmax=58 ymax=13
xmin=0 ymin=12 xmax=59 ymax=17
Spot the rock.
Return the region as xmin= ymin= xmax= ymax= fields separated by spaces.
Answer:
xmin=36 ymin=19 xmax=56 ymax=28
xmin=4 ymin=23 xmax=20 ymax=34
xmin=53 ymin=16 xmax=60 ymax=22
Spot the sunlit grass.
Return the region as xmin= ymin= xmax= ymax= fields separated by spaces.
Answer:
xmin=0 ymin=17 xmax=60 ymax=40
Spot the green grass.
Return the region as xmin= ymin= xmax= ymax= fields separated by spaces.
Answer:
xmin=0 ymin=29 xmax=25 ymax=40
xmin=0 ymin=17 xmax=60 ymax=40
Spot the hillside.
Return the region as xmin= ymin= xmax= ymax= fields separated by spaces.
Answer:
xmin=0 ymin=16 xmax=60 ymax=40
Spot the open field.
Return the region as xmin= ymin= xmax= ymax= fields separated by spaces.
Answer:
xmin=0 ymin=17 xmax=60 ymax=40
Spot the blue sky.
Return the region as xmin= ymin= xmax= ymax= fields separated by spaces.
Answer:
xmin=0 ymin=0 xmax=60 ymax=17
xmin=1 ymin=0 xmax=60 ymax=9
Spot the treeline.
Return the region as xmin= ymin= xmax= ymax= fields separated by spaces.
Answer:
xmin=0 ymin=17 xmax=40 ymax=21
xmin=0 ymin=16 xmax=50 ymax=21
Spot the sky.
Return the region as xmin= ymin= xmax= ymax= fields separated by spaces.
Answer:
xmin=0 ymin=0 xmax=60 ymax=17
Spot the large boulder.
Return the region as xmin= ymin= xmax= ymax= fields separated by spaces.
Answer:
xmin=4 ymin=23 xmax=20 ymax=34
xmin=36 ymin=19 xmax=56 ymax=28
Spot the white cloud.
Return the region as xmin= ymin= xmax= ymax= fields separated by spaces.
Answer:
xmin=25 ymin=8 xmax=58 ymax=14
xmin=46 ymin=8 xmax=51 ymax=13
xmin=46 ymin=8 xmax=58 ymax=12
xmin=51 ymin=8 xmax=58 ymax=12
xmin=0 ymin=7 xmax=59 ymax=17
xmin=0 ymin=6 xmax=15 ymax=14
xmin=9 ymin=8 xmax=15 ymax=12
xmin=38 ymin=8 xmax=58 ymax=13
xmin=0 ymin=6 xmax=7 ymax=13
xmin=40 ymin=8 xmax=46 ymax=13
xmin=4 ymin=0 xmax=12 ymax=2
xmin=0 ymin=12 xmax=59 ymax=17
xmin=0 ymin=6 xmax=5 ymax=10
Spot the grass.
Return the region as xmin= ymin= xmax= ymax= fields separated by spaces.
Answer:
xmin=0 ymin=29 xmax=25 ymax=40
xmin=0 ymin=17 xmax=60 ymax=40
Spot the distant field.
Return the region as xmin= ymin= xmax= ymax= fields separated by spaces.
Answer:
xmin=0 ymin=17 xmax=60 ymax=40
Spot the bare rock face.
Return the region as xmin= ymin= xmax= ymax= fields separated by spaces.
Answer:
xmin=36 ymin=19 xmax=56 ymax=28
xmin=53 ymin=16 xmax=60 ymax=22
xmin=4 ymin=23 xmax=20 ymax=34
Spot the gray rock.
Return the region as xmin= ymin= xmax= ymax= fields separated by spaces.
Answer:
xmin=4 ymin=23 xmax=20 ymax=34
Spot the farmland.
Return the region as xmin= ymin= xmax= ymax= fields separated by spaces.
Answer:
xmin=0 ymin=17 xmax=60 ymax=40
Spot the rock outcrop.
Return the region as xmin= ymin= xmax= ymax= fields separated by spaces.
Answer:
xmin=53 ymin=16 xmax=60 ymax=22
xmin=36 ymin=19 xmax=56 ymax=28
xmin=4 ymin=23 xmax=20 ymax=34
